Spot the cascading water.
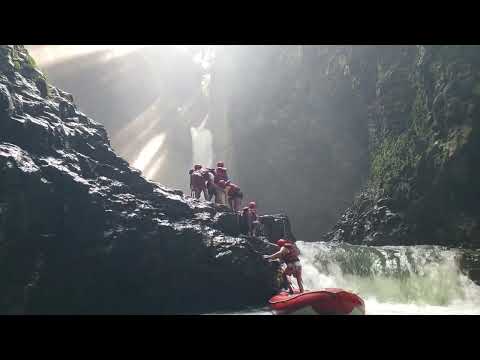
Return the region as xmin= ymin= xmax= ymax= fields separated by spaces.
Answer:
xmin=211 ymin=241 xmax=480 ymax=315
xmin=298 ymin=241 xmax=480 ymax=314
xmin=190 ymin=114 xmax=213 ymax=168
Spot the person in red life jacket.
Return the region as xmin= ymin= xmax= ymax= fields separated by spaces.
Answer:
xmin=263 ymin=239 xmax=304 ymax=294
xmin=213 ymin=162 xmax=229 ymax=184
xmin=218 ymin=180 xmax=243 ymax=211
xmin=213 ymin=162 xmax=229 ymax=205
xmin=189 ymin=164 xmax=207 ymax=200
xmin=242 ymin=201 xmax=259 ymax=237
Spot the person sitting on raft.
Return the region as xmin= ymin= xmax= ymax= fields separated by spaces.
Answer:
xmin=264 ymin=239 xmax=304 ymax=294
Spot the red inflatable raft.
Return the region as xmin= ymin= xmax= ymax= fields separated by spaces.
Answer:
xmin=269 ymin=288 xmax=365 ymax=315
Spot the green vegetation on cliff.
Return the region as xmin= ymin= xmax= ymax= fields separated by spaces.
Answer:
xmin=322 ymin=45 xmax=480 ymax=247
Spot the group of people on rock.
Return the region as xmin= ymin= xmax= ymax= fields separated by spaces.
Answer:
xmin=189 ymin=161 xmax=303 ymax=294
xmin=189 ymin=161 xmax=258 ymax=237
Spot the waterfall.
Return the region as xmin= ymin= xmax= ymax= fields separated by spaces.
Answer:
xmin=190 ymin=114 xmax=213 ymax=168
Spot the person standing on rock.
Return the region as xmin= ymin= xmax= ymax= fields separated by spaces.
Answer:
xmin=218 ymin=180 xmax=243 ymax=211
xmin=263 ymin=239 xmax=304 ymax=294
xmin=214 ymin=161 xmax=229 ymax=182
xmin=203 ymin=168 xmax=216 ymax=201
xmin=242 ymin=201 xmax=259 ymax=237
xmin=214 ymin=161 xmax=229 ymax=204
xmin=189 ymin=164 xmax=208 ymax=200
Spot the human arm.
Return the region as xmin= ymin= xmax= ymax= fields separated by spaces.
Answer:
xmin=263 ymin=246 xmax=288 ymax=260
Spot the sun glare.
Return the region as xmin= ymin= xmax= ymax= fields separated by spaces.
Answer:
xmin=26 ymin=45 xmax=153 ymax=67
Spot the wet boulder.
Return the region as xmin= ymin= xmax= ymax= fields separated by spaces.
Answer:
xmin=259 ymin=214 xmax=296 ymax=243
xmin=0 ymin=45 xmax=290 ymax=314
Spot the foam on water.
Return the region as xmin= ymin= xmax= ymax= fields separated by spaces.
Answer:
xmin=214 ymin=241 xmax=480 ymax=315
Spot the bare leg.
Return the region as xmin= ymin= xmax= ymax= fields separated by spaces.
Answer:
xmin=296 ymin=271 xmax=304 ymax=293
xmin=217 ymin=188 xmax=226 ymax=205
xmin=247 ymin=215 xmax=253 ymax=236
xmin=234 ymin=197 xmax=241 ymax=212
xmin=283 ymin=272 xmax=294 ymax=293
xmin=207 ymin=186 xmax=214 ymax=201
xmin=252 ymin=221 xmax=259 ymax=236
xmin=215 ymin=188 xmax=222 ymax=204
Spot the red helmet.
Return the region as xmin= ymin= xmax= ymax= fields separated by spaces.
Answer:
xmin=194 ymin=164 xmax=202 ymax=170
xmin=249 ymin=202 xmax=256 ymax=209
xmin=217 ymin=161 xmax=224 ymax=167
xmin=218 ymin=180 xmax=226 ymax=187
xmin=276 ymin=239 xmax=287 ymax=247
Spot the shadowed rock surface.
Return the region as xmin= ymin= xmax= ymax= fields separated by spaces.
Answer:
xmin=0 ymin=45 xmax=289 ymax=314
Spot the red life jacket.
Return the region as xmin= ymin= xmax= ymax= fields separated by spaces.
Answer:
xmin=214 ymin=167 xmax=229 ymax=184
xmin=282 ymin=242 xmax=300 ymax=263
xmin=190 ymin=170 xmax=206 ymax=189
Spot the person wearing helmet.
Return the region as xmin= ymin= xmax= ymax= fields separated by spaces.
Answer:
xmin=263 ymin=239 xmax=304 ymax=294
xmin=219 ymin=180 xmax=243 ymax=212
xmin=242 ymin=201 xmax=259 ymax=237
xmin=214 ymin=162 xmax=229 ymax=184
xmin=189 ymin=164 xmax=207 ymax=200
xmin=213 ymin=162 xmax=229 ymax=205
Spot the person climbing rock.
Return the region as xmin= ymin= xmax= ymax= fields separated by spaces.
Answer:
xmin=242 ymin=201 xmax=259 ymax=237
xmin=218 ymin=180 xmax=243 ymax=211
xmin=189 ymin=164 xmax=207 ymax=200
xmin=263 ymin=239 xmax=304 ymax=294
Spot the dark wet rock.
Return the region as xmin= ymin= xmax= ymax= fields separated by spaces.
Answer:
xmin=459 ymin=250 xmax=480 ymax=286
xmin=210 ymin=211 xmax=293 ymax=244
xmin=35 ymin=78 xmax=48 ymax=98
xmin=0 ymin=84 xmax=14 ymax=119
xmin=323 ymin=197 xmax=412 ymax=246
xmin=0 ymin=46 xmax=293 ymax=314
xmin=212 ymin=212 xmax=242 ymax=237
xmin=258 ymin=214 xmax=296 ymax=243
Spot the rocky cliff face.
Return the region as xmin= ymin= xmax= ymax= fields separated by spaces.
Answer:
xmin=0 ymin=45 xmax=289 ymax=314
xmin=323 ymin=45 xmax=480 ymax=248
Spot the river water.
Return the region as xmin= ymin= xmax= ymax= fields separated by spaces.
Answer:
xmin=211 ymin=241 xmax=480 ymax=315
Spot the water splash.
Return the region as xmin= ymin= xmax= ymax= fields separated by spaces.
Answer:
xmin=297 ymin=241 xmax=480 ymax=314
xmin=213 ymin=242 xmax=480 ymax=315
